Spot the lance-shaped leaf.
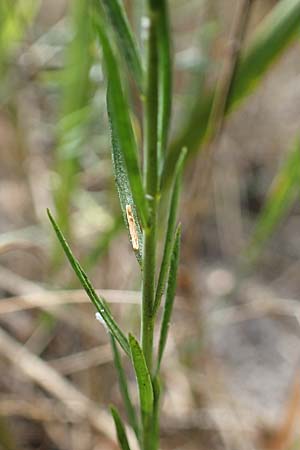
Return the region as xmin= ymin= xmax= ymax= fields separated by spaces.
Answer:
xmin=245 ymin=138 xmax=300 ymax=262
xmin=129 ymin=334 xmax=153 ymax=422
xmin=157 ymin=225 xmax=181 ymax=372
xmin=228 ymin=0 xmax=300 ymax=111
xmin=54 ymin=0 xmax=94 ymax=241
xmin=157 ymin=0 xmax=172 ymax=172
xmin=163 ymin=0 xmax=300 ymax=187
xmin=110 ymin=405 xmax=132 ymax=450
xmin=47 ymin=209 xmax=130 ymax=356
xmin=100 ymin=0 xmax=143 ymax=91
xmin=110 ymin=336 xmax=140 ymax=441
xmin=107 ymin=90 xmax=143 ymax=265
xmin=93 ymin=10 xmax=148 ymax=228
xmin=153 ymin=148 xmax=186 ymax=316
xmin=150 ymin=376 xmax=161 ymax=450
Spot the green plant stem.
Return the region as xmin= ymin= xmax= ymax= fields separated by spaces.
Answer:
xmin=141 ymin=7 xmax=159 ymax=373
xmin=142 ymin=5 xmax=159 ymax=450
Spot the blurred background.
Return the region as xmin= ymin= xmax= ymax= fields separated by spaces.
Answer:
xmin=1 ymin=0 xmax=300 ymax=449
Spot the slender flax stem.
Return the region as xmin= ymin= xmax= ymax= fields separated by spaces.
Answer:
xmin=142 ymin=4 xmax=159 ymax=450
xmin=142 ymin=5 xmax=159 ymax=375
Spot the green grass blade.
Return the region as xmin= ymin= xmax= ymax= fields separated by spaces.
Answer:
xmin=150 ymin=376 xmax=161 ymax=450
xmin=153 ymin=148 xmax=186 ymax=316
xmin=47 ymin=209 xmax=130 ymax=356
xmin=157 ymin=0 xmax=172 ymax=172
xmin=163 ymin=0 xmax=300 ymax=187
xmin=228 ymin=0 xmax=300 ymax=111
xmin=93 ymin=10 xmax=148 ymax=228
xmin=107 ymin=90 xmax=143 ymax=265
xmin=129 ymin=334 xmax=153 ymax=421
xmin=54 ymin=0 xmax=93 ymax=238
xmin=245 ymin=138 xmax=300 ymax=262
xmin=100 ymin=0 xmax=143 ymax=91
xmin=110 ymin=405 xmax=132 ymax=450
xmin=110 ymin=336 xmax=140 ymax=441
xmin=157 ymin=224 xmax=181 ymax=372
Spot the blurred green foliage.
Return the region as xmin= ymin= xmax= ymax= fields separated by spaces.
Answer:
xmin=1 ymin=0 xmax=300 ymax=270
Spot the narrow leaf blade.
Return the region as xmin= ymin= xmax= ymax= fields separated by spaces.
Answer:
xmin=157 ymin=0 xmax=172 ymax=172
xmin=110 ymin=336 xmax=140 ymax=441
xmin=154 ymin=148 xmax=186 ymax=315
xmin=101 ymin=0 xmax=143 ymax=91
xmin=54 ymin=0 xmax=93 ymax=238
xmin=157 ymin=224 xmax=181 ymax=371
xmin=163 ymin=0 xmax=300 ymax=187
xmin=110 ymin=405 xmax=132 ymax=450
xmin=228 ymin=0 xmax=300 ymax=111
xmin=107 ymin=89 xmax=143 ymax=265
xmin=245 ymin=138 xmax=300 ymax=261
xmin=93 ymin=11 xmax=148 ymax=227
xmin=47 ymin=209 xmax=130 ymax=356
xmin=129 ymin=334 xmax=153 ymax=420
xmin=150 ymin=376 xmax=161 ymax=450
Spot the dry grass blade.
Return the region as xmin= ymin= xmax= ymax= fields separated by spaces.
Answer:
xmin=0 ymin=396 xmax=74 ymax=423
xmin=0 ymin=289 xmax=140 ymax=315
xmin=49 ymin=344 xmax=112 ymax=374
xmin=0 ymin=266 xmax=101 ymax=337
xmin=0 ymin=326 xmax=140 ymax=450
xmin=0 ymin=239 xmax=44 ymax=257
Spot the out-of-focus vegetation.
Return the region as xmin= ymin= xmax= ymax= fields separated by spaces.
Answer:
xmin=1 ymin=1 xmax=300 ymax=449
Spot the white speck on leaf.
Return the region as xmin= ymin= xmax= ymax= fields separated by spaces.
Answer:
xmin=95 ymin=311 xmax=108 ymax=332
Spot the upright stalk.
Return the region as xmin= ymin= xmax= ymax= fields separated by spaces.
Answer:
xmin=141 ymin=5 xmax=159 ymax=373
xmin=142 ymin=4 xmax=159 ymax=450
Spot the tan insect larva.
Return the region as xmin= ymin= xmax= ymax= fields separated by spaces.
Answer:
xmin=126 ymin=205 xmax=139 ymax=251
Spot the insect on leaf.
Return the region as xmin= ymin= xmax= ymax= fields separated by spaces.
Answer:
xmin=107 ymin=88 xmax=143 ymax=265
xmin=93 ymin=10 xmax=148 ymax=229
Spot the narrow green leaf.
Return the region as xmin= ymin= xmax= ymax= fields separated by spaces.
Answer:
xmin=245 ymin=138 xmax=300 ymax=262
xmin=100 ymin=0 xmax=143 ymax=91
xmin=228 ymin=0 xmax=300 ymax=111
xmin=163 ymin=0 xmax=300 ymax=187
xmin=157 ymin=225 xmax=181 ymax=372
xmin=153 ymin=148 xmax=186 ymax=316
xmin=93 ymin=10 xmax=148 ymax=228
xmin=47 ymin=209 xmax=130 ymax=356
xmin=107 ymin=89 xmax=143 ymax=265
xmin=110 ymin=336 xmax=140 ymax=441
xmin=129 ymin=334 xmax=153 ymax=420
xmin=157 ymin=0 xmax=172 ymax=172
xmin=54 ymin=0 xmax=93 ymax=238
xmin=150 ymin=376 xmax=161 ymax=450
xmin=110 ymin=405 xmax=132 ymax=450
